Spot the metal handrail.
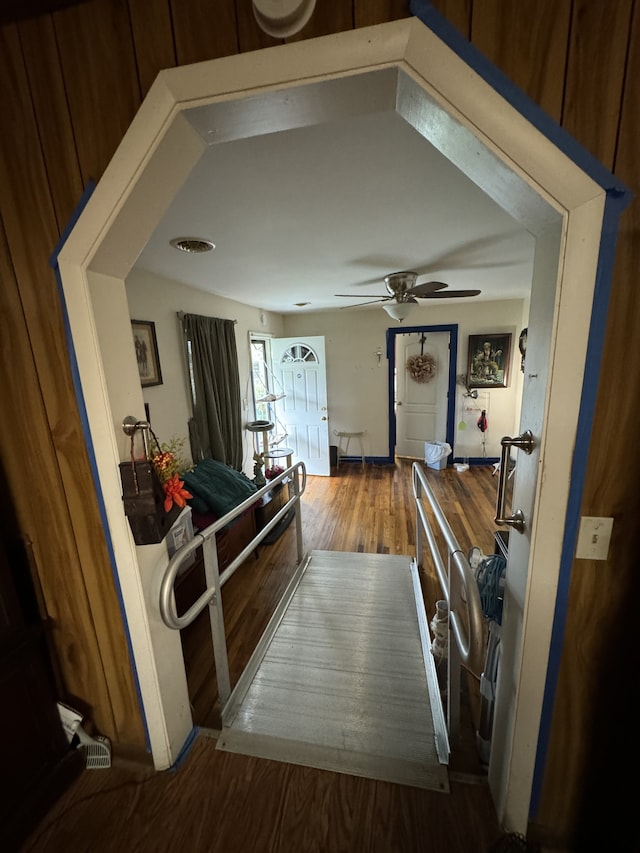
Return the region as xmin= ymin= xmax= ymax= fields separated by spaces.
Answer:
xmin=411 ymin=462 xmax=485 ymax=678
xmin=158 ymin=461 xmax=306 ymax=706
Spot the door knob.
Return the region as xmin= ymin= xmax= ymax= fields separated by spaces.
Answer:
xmin=494 ymin=430 xmax=535 ymax=533
xmin=321 ymin=416 xmax=327 ymax=421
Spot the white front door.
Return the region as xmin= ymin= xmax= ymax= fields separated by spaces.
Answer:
xmin=395 ymin=331 xmax=450 ymax=458
xmin=271 ymin=336 xmax=330 ymax=476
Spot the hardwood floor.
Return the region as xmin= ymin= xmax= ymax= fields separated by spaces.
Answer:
xmin=22 ymin=460 xmax=511 ymax=853
xmin=23 ymin=733 xmax=506 ymax=853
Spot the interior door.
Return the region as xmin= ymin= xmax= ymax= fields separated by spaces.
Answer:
xmin=488 ymin=225 xmax=566 ymax=827
xmin=271 ymin=336 xmax=330 ymax=476
xmin=395 ymin=331 xmax=450 ymax=458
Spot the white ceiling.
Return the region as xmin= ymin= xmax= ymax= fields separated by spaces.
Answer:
xmin=134 ymin=108 xmax=535 ymax=315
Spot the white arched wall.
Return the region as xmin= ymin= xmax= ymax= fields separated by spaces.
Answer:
xmin=59 ymin=112 xmax=207 ymax=768
xmin=57 ymin=18 xmax=616 ymax=833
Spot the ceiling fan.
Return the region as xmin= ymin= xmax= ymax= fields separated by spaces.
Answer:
xmin=335 ymin=271 xmax=481 ymax=321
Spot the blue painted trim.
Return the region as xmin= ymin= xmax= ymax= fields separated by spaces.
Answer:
xmin=49 ymin=182 xmax=151 ymax=752
xmin=447 ymin=328 xmax=458 ymax=446
xmin=366 ymin=456 xmax=395 ymax=466
xmin=337 ymin=455 xmax=394 ymax=466
xmin=384 ymin=330 xmax=396 ymax=465
xmin=529 ymin=191 xmax=628 ymax=817
xmin=167 ymin=726 xmax=199 ymax=771
xmin=409 ymin=2 xmax=632 ymax=202
xmin=453 ymin=457 xmax=498 ymax=466
xmin=386 ymin=324 xmax=458 ymax=465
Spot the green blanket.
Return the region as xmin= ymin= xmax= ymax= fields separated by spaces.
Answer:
xmin=183 ymin=458 xmax=257 ymax=518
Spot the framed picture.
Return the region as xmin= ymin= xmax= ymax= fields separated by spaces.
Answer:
xmin=131 ymin=320 xmax=163 ymax=387
xmin=467 ymin=333 xmax=512 ymax=388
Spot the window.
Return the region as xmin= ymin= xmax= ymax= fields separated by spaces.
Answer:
xmin=249 ymin=334 xmax=288 ymax=448
xmin=250 ymin=337 xmax=271 ymax=421
xmin=280 ymin=343 xmax=317 ymax=363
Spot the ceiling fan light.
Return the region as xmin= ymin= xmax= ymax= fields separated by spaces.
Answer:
xmin=383 ymin=301 xmax=413 ymax=322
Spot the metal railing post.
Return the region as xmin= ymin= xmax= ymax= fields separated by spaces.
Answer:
xmin=202 ymin=534 xmax=231 ymax=706
xmin=292 ymin=463 xmax=304 ymax=562
xmin=411 ymin=462 xmax=486 ymax=745
xmin=158 ymin=461 xmax=307 ymax=715
xmin=411 ymin=462 xmax=484 ymax=678
xmin=415 ymin=473 xmax=424 ymax=570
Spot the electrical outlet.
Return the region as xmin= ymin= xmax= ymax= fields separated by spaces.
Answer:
xmin=575 ymin=516 xmax=614 ymax=561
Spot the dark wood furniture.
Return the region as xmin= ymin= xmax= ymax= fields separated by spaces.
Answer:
xmin=255 ymin=481 xmax=296 ymax=545
xmin=174 ymin=506 xmax=258 ymax=616
xmin=216 ymin=508 xmax=258 ymax=572
xmin=255 ymin=481 xmax=289 ymax=532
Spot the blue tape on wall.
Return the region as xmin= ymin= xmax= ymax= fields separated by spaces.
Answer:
xmin=49 ymin=181 xmax=151 ymax=751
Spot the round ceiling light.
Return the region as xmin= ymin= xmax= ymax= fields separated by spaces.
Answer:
xmin=383 ymin=301 xmax=414 ymax=322
xmin=170 ymin=237 xmax=215 ymax=254
xmin=252 ymin=0 xmax=316 ymax=38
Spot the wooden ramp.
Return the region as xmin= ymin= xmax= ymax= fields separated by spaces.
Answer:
xmin=217 ymin=550 xmax=450 ymax=792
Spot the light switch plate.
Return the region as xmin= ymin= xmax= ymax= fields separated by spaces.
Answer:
xmin=575 ymin=516 xmax=614 ymax=560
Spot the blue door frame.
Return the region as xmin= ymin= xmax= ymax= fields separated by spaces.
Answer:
xmin=384 ymin=324 xmax=458 ymax=465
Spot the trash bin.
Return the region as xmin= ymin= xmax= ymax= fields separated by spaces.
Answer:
xmin=330 ymin=445 xmax=338 ymax=467
xmin=424 ymin=441 xmax=452 ymax=470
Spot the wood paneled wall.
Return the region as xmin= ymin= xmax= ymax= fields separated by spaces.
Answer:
xmin=0 ymin=0 xmax=637 ymax=846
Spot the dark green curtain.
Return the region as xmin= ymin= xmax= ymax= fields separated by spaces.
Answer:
xmin=181 ymin=313 xmax=243 ymax=470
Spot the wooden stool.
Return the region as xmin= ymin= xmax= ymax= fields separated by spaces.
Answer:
xmin=333 ymin=431 xmax=366 ymax=468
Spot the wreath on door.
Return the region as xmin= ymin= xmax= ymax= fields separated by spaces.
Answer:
xmin=406 ymin=353 xmax=437 ymax=383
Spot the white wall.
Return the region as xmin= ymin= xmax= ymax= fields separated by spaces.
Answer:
xmin=283 ymin=298 xmax=527 ymax=460
xmin=125 ymin=267 xmax=527 ymax=464
xmin=125 ymin=268 xmax=526 ymax=465
xmin=84 ymin=267 xmax=193 ymax=768
xmin=125 ymin=268 xmax=284 ymax=473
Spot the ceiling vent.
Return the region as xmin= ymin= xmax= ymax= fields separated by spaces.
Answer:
xmin=170 ymin=237 xmax=215 ymax=254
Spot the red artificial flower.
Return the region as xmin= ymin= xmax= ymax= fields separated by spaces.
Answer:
xmin=163 ymin=474 xmax=192 ymax=512
xmin=265 ymin=465 xmax=285 ymax=480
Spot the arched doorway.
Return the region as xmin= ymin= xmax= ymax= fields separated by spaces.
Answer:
xmin=56 ymin=18 xmax=629 ymax=833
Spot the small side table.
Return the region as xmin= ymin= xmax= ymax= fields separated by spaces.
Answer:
xmin=263 ymin=446 xmax=294 ymax=470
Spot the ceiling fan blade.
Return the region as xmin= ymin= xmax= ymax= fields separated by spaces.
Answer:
xmin=334 ymin=294 xmax=390 ymax=299
xmin=338 ymin=298 xmax=387 ymax=308
xmin=406 ymin=280 xmax=449 ymax=297
xmin=419 ymin=289 xmax=481 ymax=299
